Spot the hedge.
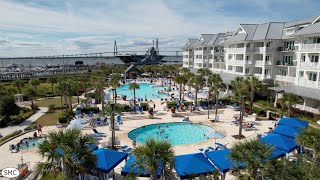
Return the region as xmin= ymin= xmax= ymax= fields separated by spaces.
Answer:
xmin=77 ymin=106 xmax=100 ymax=114
xmin=0 ymin=130 xmax=22 ymax=143
xmin=140 ymin=103 xmax=149 ymax=111
xmin=11 ymin=108 xmax=34 ymax=125
xmin=166 ymin=101 xmax=177 ymax=109
xmin=59 ymin=110 xmax=75 ymax=123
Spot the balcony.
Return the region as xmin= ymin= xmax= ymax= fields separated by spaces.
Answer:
xmin=301 ymin=43 xmax=320 ymax=51
xmin=276 ymin=61 xmax=297 ymax=66
xmin=227 ymin=47 xmax=245 ymax=53
xmin=298 ymin=78 xmax=319 ymax=88
xmin=254 ymin=74 xmax=263 ymax=80
xmin=300 ymin=62 xmax=319 ymax=69
xmin=275 ymin=75 xmax=296 ymax=83
xmin=229 ymin=60 xmax=244 ymax=65
xmin=255 ymin=60 xmax=264 ymax=66
xmin=278 ymin=46 xmax=298 ymax=52
xmin=252 ymin=47 xmax=265 ymax=53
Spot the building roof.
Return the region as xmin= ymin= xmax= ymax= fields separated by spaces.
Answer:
xmin=181 ymin=38 xmax=198 ymax=49
xmin=125 ymin=64 xmax=138 ymax=73
xmin=284 ymin=16 xmax=319 ymax=28
xmin=269 ymin=86 xmax=320 ymax=101
xmin=293 ymin=21 xmax=320 ymax=36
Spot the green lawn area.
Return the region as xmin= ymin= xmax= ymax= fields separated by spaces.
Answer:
xmin=35 ymin=109 xmax=61 ymax=126
xmin=35 ymin=97 xmax=78 ymax=107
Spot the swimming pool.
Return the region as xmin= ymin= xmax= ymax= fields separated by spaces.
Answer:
xmin=20 ymin=137 xmax=45 ymax=150
xmin=128 ymin=122 xmax=224 ymax=146
xmin=111 ymin=83 xmax=168 ymax=99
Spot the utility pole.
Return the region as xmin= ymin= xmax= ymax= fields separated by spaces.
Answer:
xmin=114 ymin=41 xmax=118 ymax=55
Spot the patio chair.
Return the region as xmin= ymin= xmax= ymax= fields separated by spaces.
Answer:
xmin=117 ymin=115 xmax=123 ymax=125
xmin=96 ymin=117 xmax=101 ymax=126
xmin=103 ymin=117 xmax=109 ymax=126
xmin=92 ymin=129 xmax=106 ymax=137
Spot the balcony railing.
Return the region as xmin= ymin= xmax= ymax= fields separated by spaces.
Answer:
xmin=252 ymin=47 xmax=265 ymax=53
xmin=300 ymin=62 xmax=319 ymax=69
xmin=275 ymin=75 xmax=296 ymax=83
xmin=255 ymin=60 xmax=264 ymax=66
xmin=227 ymin=47 xmax=245 ymax=53
xmin=301 ymin=43 xmax=320 ymax=51
xmin=298 ymin=78 xmax=319 ymax=87
xmin=253 ymin=74 xmax=263 ymax=80
xmin=276 ymin=61 xmax=297 ymax=66
xmin=278 ymin=46 xmax=298 ymax=52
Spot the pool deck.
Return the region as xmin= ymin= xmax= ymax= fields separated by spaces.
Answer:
xmin=0 ymin=81 xmax=277 ymax=180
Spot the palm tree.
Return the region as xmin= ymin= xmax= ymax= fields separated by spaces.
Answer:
xmin=296 ymin=127 xmax=320 ymax=176
xmin=56 ymin=79 xmax=69 ymax=110
xmin=65 ymin=79 xmax=75 ymax=112
xmin=109 ymin=73 xmax=121 ymax=105
xmin=129 ymin=82 xmax=140 ymax=105
xmin=246 ymin=76 xmax=262 ymax=113
xmin=12 ymin=79 xmax=24 ymax=94
xmin=280 ymin=93 xmax=302 ymax=117
xmin=29 ymin=78 xmax=40 ymax=93
xmin=94 ymin=79 xmax=107 ymax=114
xmin=208 ymin=73 xmax=225 ymax=120
xmin=174 ymin=74 xmax=185 ymax=102
xmin=47 ymin=77 xmax=58 ymax=93
xmin=231 ymin=77 xmax=248 ymax=138
xmin=229 ymin=138 xmax=273 ymax=179
xmin=197 ymin=68 xmax=212 ymax=86
xmin=191 ymin=74 xmax=205 ymax=107
xmin=25 ymin=87 xmax=37 ymax=110
xmin=55 ymin=82 xmax=64 ymax=112
xmin=133 ymin=138 xmax=174 ymax=180
xmin=37 ymin=129 xmax=96 ymax=179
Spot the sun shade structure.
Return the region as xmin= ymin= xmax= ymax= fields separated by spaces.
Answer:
xmin=268 ymin=148 xmax=287 ymax=159
xmin=278 ymin=117 xmax=308 ymax=129
xmin=94 ymin=148 xmax=128 ymax=173
xmin=205 ymin=149 xmax=244 ymax=173
xmin=174 ymin=153 xmax=217 ymax=178
xmin=260 ymin=133 xmax=298 ymax=153
xmin=121 ymin=155 xmax=163 ymax=177
xmin=273 ymin=125 xmax=302 ymax=138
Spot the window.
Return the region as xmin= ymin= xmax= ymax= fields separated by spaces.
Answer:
xmin=199 ymin=55 xmax=202 ymax=59
xmin=203 ymin=55 xmax=207 ymax=59
xmin=265 ymin=56 xmax=270 ymax=61
xmin=203 ymin=47 xmax=207 ymax=50
xmin=209 ymin=47 xmax=213 ymax=50
xmin=264 ymin=69 xmax=270 ymax=75
xmin=228 ymin=55 xmax=232 ymax=60
xmin=196 ymin=55 xmax=198 ymax=58
xmin=208 ymin=55 xmax=213 ymax=59
xmin=246 ymin=56 xmax=250 ymax=61
xmin=302 ymin=56 xmax=306 ymax=62
xmin=299 ymin=71 xmax=304 ymax=77
xmin=286 ymin=29 xmax=294 ymax=35
xmin=183 ymin=55 xmax=188 ymax=58
xmin=280 ymin=69 xmax=288 ymax=76
xmin=311 ymin=55 xmax=319 ymax=62
xmin=309 ymin=73 xmax=317 ymax=81
xmin=245 ymin=68 xmax=250 ymax=74
xmin=313 ymin=38 xmax=320 ymax=44
xmin=208 ymin=63 xmax=213 ymax=68
xmin=266 ymin=42 xmax=271 ymax=47
xmin=246 ymin=43 xmax=250 ymax=48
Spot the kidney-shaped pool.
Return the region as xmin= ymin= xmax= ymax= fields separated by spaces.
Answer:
xmin=128 ymin=122 xmax=224 ymax=146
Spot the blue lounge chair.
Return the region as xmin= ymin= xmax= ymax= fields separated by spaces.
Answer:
xmin=103 ymin=117 xmax=109 ymax=126
xmin=76 ymin=109 xmax=81 ymax=116
xmin=139 ymin=106 xmax=143 ymax=113
xmin=124 ymin=148 xmax=132 ymax=153
xmin=182 ymin=117 xmax=190 ymax=121
xmin=96 ymin=117 xmax=101 ymax=126
xmin=92 ymin=129 xmax=106 ymax=137
xmin=117 ymin=115 xmax=123 ymax=125
xmin=133 ymin=106 xmax=137 ymax=114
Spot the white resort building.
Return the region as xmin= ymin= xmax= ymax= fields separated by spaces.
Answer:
xmin=182 ymin=16 xmax=320 ymax=114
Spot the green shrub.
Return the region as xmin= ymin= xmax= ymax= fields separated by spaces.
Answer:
xmin=252 ymin=106 xmax=266 ymax=117
xmin=183 ymin=101 xmax=193 ymax=106
xmin=77 ymin=106 xmax=100 ymax=114
xmin=0 ymin=130 xmax=22 ymax=143
xmin=11 ymin=109 xmax=34 ymax=125
xmin=166 ymin=101 xmax=177 ymax=108
xmin=48 ymin=104 xmax=56 ymax=111
xmin=24 ymin=122 xmax=37 ymax=131
xmin=59 ymin=110 xmax=75 ymax=123
xmin=140 ymin=102 xmax=149 ymax=111
xmin=219 ymin=97 xmax=232 ymax=105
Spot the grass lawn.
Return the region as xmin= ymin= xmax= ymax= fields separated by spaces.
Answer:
xmin=35 ymin=109 xmax=61 ymax=126
xmin=35 ymin=97 xmax=78 ymax=107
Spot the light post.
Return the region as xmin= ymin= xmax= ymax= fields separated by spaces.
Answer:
xmin=111 ymin=88 xmax=116 ymax=103
xmin=110 ymin=102 xmax=116 ymax=149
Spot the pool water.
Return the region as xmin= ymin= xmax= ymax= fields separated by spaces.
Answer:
xmin=20 ymin=137 xmax=45 ymax=150
xmin=111 ymin=83 xmax=168 ymax=99
xmin=128 ymin=122 xmax=223 ymax=146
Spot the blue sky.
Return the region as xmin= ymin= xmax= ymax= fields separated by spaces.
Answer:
xmin=0 ymin=0 xmax=319 ymax=57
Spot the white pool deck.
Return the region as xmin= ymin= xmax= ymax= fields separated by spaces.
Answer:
xmin=0 ymin=83 xmax=278 ymax=180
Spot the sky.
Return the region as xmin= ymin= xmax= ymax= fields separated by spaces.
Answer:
xmin=0 ymin=0 xmax=319 ymax=57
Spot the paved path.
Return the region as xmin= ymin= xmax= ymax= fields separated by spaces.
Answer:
xmin=0 ymin=107 xmax=48 ymax=137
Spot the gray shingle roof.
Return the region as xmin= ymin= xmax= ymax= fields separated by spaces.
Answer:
xmin=267 ymin=22 xmax=285 ymax=39
xmin=224 ymin=33 xmax=247 ymax=43
xmin=224 ymin=31 xmax=234 ymax=37
xmin=269 ymin=86 xmax=320 ymax=101
xmin=181 ymin=38 xmax=198 ymax=49
xmin=252 ymin=23 xmax=269 ymax=40
xmin=241 ymin=24 xmax=258 ymax=40
xmin=293 ymin=21 xmax=320 ymax=36
xmin=284 ymin=16 xmax=318 ymax=28
xmin=207 ymin=34 xmax=219 ymax=45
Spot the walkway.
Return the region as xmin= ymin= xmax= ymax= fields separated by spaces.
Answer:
xmin=0 ymin=107 xmax=48 ymax=137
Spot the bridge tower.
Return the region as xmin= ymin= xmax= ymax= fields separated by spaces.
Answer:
xmin=113 ymin=41 xmax=118 ymax=55
xmin=155 ymin=38 xmax=159 ymax=55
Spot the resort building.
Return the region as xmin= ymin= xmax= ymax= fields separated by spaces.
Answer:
xmin=182 ymin=16 xmax=320 ymax=114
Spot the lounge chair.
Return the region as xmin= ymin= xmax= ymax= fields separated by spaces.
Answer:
xmin=96 ymin=117 xmax=101 ymax=126
xmin=117 ymin=115 xmax=123 ymax=125
xmin=207 ymin=146 xmax=215 ymax=151
xmin=215 ymin=143 xmax=228 ymax=150
xmin=244 ymin=124 xmax=258 ymax=131
xmin=103 ymin=117 xmax=109 ymax=126
xmin=92 ymin=129 xmax=106 ymax=137
xmin=182 ymin=116 xmax=190 ymax=121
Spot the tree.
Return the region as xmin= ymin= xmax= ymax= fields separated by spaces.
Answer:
xmin=109 ymin=73 xmax=121 ymax=105
xmin=197 ymin=68 xmax=212 ymax=86
xmin=296 ymin=127 xmax=320 ymax=178
xmin=129 ymin=82 xmax=140 ymax=105
xmin=55 ymin=80 xmax=67 ymax=111
xmin=65 ymin=79 xmax=75 ymax=112
xmin=47 ymin=77 xmax=58 ymax=93
xmin=246 ymin=76 xmax=262 ymax=113
xmin=0 ymin=95 xmax=20 ymax=124
xmin=280 ymin=93 xmax=302 ymax=117
xmin=12 ymin=79 xmax=24 ymax=94
xmin=94 ymin=79 xmax=107 ymax=115
xmin=231 ymin=77 xmax=248 ymax=138
xmin=174 ymin=74 xmax=185 ymax=102
xmin=133 ymin=138 xmax=174 ymax=180
xmin=229 ymin=138 xmax=273 ymax=179
xmin=29 ymin=78 xmax=40 ymax=93
xmin=37 ymin=129 xmax=97 ymax=179
xmin=25 ymin=87 xmax=37 ymax=110
xmin=208 ymin=73 xmax=225 ymax=120
xmin=191 ymin=74 xmax=205 ymax=106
